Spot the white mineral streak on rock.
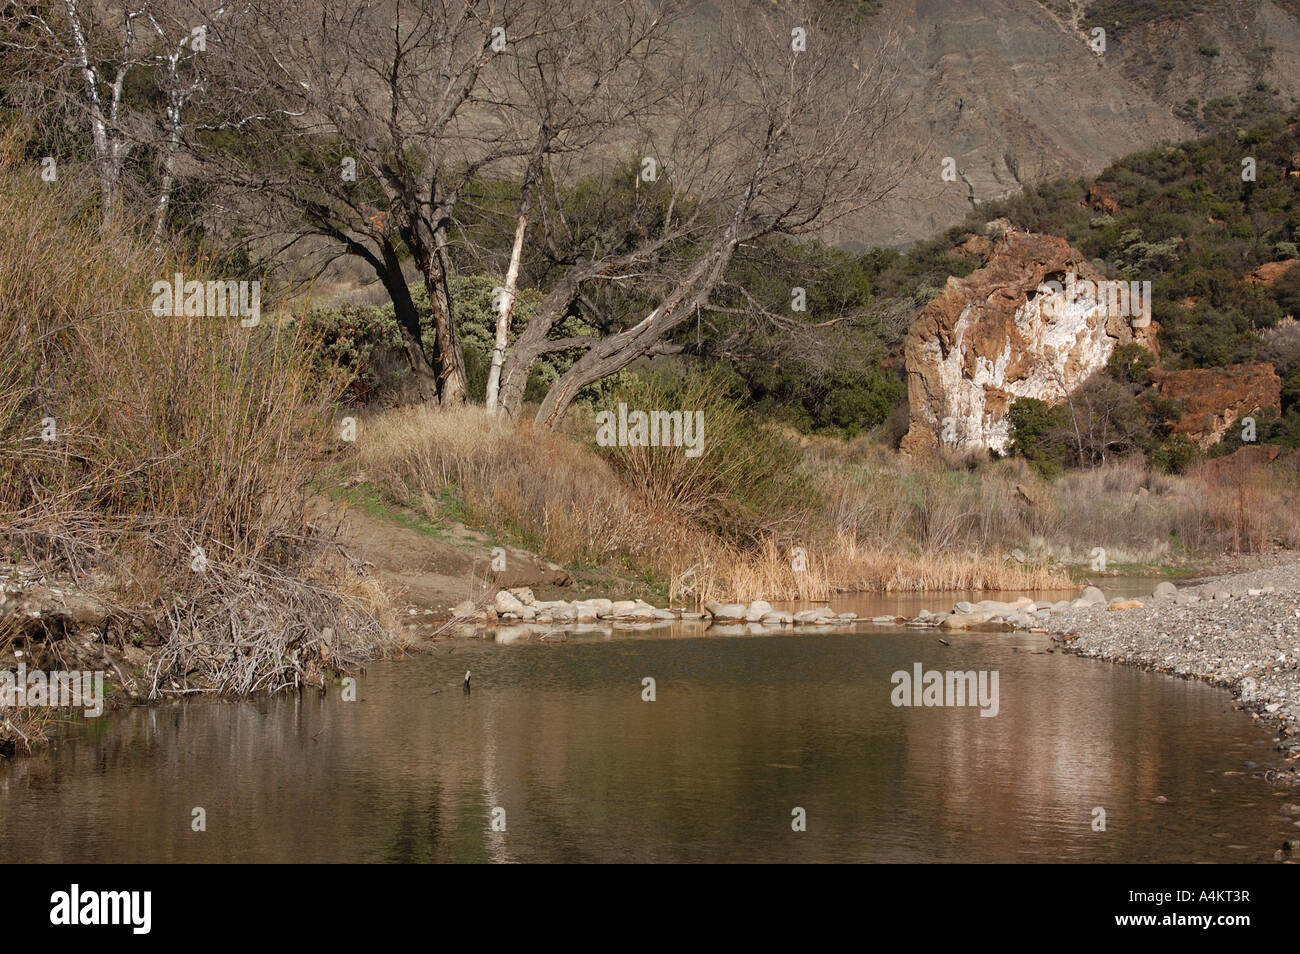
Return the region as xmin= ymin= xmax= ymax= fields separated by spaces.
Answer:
xmin=901 ymin=232 xmax=1157 ymax=457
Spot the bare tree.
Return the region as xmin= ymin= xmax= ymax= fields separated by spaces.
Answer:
xmin=183 ymin=0 xmax=904 ymax=418
xmin=201 ymin=0 xmax=582 ymax=405
xmin=141 ymin=3 xmax=224 ymax=243
xmin=4 ymin=0 xmax=149 ymax=228
xmin=475 ymin=0 xmax=675 ymax=413
xmin=2 ymin=0 xmax=225 ymax=232
xmin=1047 ymin=361 xmax=1086 ymax=464
xmin=493 ymin=0 xmax=908 ymax=425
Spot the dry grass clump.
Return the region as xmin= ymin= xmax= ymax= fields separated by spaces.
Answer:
xmin=804 ymin=447 xmax=1251 ymax=568
xmin=674 ymin=530 xmax=1072 ymax=606
xmin=356 ymin=390 xmax=1299 ymax=608
xmin=670 ymin=537 xmax=832 ymax=606
xmin=0 ymin=140 xmax=393 ymax=730
xmin=667 ymin=444 xmax=1298 ymax=601
xmin=357 ymin=402 xmax=1075 ymax=603
xmin=821 ymin=536 xmax=1071 ymax=593
xmin=1180 ymin=452 xmax=1300 ymax=554
xmin=581 ymin=374 xmax=818 ymax=544
xmin=1038 ymin=456 xmax=1185 ymax=565
xmin=355 ymin=403 xmax=700 ymax=570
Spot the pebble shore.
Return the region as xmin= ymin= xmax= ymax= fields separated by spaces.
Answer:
xmin=1046 ymin=561 xmax=1300 ymax=776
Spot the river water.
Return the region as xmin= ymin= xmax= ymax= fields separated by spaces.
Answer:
xmin=1 ymin=582 xmax=1294 ymax=863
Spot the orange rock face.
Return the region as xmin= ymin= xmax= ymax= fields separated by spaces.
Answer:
xmin=1087 ymin=182 xmax=1120 ymax=217
xmin=1152 ymin=363 xmax=1281 ymax=448
xmin=957 ymin=234 xmax=993 ymax=260
xmin=1246 ymin=259 xmax=1300 ymax=287
xmin=900 ymin=231 xmax=1158 ymax=457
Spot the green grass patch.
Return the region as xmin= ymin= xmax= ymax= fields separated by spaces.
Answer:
xmin=326 ymin=481 xmax=453 ymax=539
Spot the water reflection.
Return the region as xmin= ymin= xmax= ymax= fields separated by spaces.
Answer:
xmin=0 ymin=620 xmax=1291 ymax=863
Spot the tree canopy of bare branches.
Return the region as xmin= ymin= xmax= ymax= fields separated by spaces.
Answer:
xmin=7 ymin=0 xmax=910 ymax=424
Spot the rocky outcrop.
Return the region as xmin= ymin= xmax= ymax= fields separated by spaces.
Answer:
xmin=901 ymin=232 xmax=1158 ymax=457
xmin=1246 ymin=259 xmax=1300 ymax=287
xmin=1086 ymin=182 xmax=1121 ymax=216
xmin=1152 ymin=362 xmax=1281 ymax=448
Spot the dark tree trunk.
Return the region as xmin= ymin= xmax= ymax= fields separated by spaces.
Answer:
xmin=378 ymin=241 xmax=440 ymax=403
xmin=430 ymin=227 xmax=467 ymax=405
xmin=533 ymin=234 xmax=739 ymax=427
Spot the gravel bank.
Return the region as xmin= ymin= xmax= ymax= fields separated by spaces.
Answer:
xmin=1046 ymin=559 xmax=1300 ymax=781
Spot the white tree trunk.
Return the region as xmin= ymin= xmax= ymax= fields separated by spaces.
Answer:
xmin=484 ymin=209 xmax=529 ymax=413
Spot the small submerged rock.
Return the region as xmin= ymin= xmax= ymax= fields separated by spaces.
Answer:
xmin=704 ymin=601 xmax=749 ymax=622
xmin=494 ymin=590 xmax=526 ymax=616
xmin=464 ymin=591 xmax=870 ymax=633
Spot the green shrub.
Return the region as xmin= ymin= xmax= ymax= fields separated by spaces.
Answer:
xmin=295 ymin=301 xmax=404 ymax=403
xmin=1265 ymin=407 xmax=1300 ymax=448
xmin=1107 ymin=342 xmax=1155 ymax=385
xmin=1216 ymin=407 xmax=1300 ymax=451
xmin=1008 ymin=398 xmax=1070 ymax=478
xmin=1272 ymin=264 xmax=1300 ymax=317
xmin=697 ymin=236 xmax=906 ymax=436
xmin=1084 ymin=0 xmax=1209 ymax=40
xmin=970 ymin=108 xmax=1300 ymax=370
xmin=590 ymin=371 xmax=818 ymax=544
xmin=296 ymin=275 xmax=630 ymax=406
xmin=1142 ymin=392 xmax=1184 ymax=440
xmin=1283 ymin=366 xmax=1300 ymax=412
xmin=1151 ymin=433 xmax=1198 ymax=474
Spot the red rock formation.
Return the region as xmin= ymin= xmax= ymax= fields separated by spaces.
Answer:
xmin=900 ymin=231 xmax=1158 ymax=457
xmin=956 ymin=234 xmax=993 ymax=260
xmin=1246 ymin=259 xmax=1300 ymax=287
xmin=1197 ymin=443 xmax=1283 ymax=480
xmin=1087 ymin=182 xmax=1120 ymax=216
xmin=1152 ymin=362 xmax=1281 ymax=448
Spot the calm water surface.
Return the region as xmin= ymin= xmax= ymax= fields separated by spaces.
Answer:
xmin=0 ymin=583 xmax=1293 ymax=863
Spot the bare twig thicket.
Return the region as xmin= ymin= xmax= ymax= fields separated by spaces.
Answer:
xmin=0 ymin=136 xmax=395 ymax=725
xmin=512 ymin=2 xmax=911 ymax=427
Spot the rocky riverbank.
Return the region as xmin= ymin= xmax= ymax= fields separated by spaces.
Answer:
xmin=1042 ymin=561 xmax=1300 ymax=781
xmin=450 ymin=589 xmax=868 ymax=627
